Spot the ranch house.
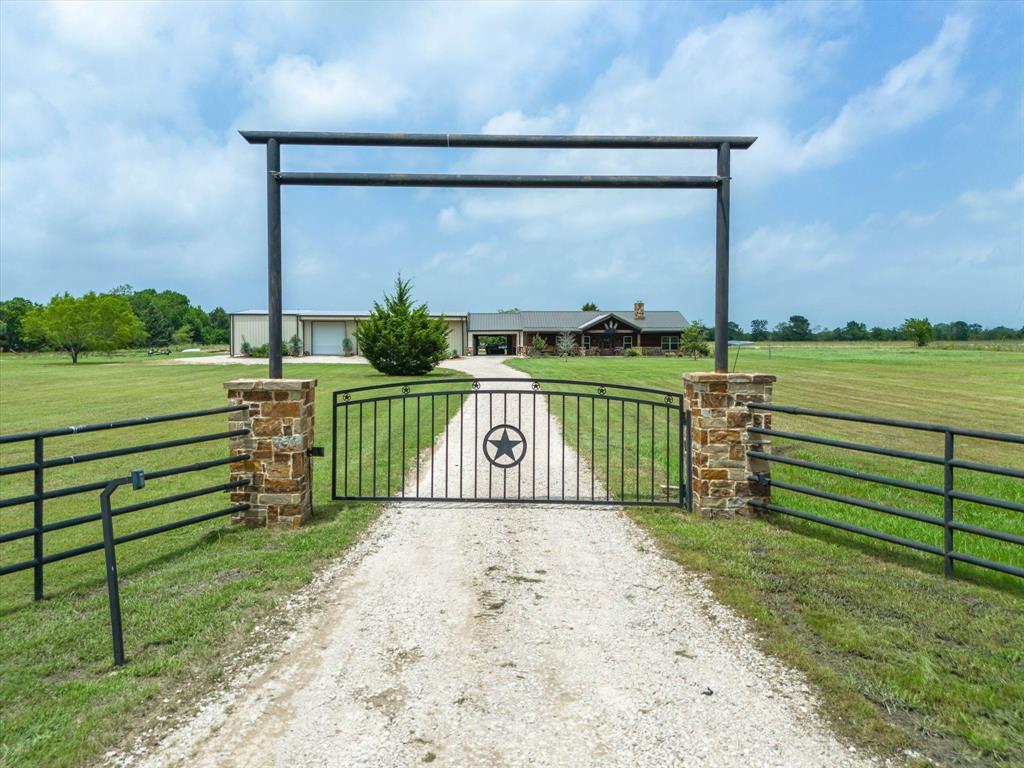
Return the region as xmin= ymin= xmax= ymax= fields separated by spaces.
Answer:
xmin=228 ymin=302 xmax=686 ymax=357
xmin=468 ymin=303 xmax=688 ymax=356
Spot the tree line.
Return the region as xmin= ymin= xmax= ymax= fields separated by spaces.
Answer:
xmin=725 ymin=316 xmax=1023 ymax=346
xmin=0 ymin=286 xmax=230 ymax=362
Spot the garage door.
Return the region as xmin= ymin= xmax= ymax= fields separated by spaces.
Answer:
xmin=311 ymin=322 xmax=346 ymax=355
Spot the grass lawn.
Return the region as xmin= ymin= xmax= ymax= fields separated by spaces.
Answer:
xmin=511 ymin=343 xmax=1024 ymax=767
xmin=0 ymin=352 xmax=458 ymax=768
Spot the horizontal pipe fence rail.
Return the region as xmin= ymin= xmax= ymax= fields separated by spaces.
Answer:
xmin=0 ymin=405 xmax=252 ymax=600
xmin=332 ymin=378 xmax=690 ymax=509
xmin=745 ymin=403 xmax=1024 ymax=579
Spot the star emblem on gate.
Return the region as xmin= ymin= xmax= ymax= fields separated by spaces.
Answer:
xmin=482 ymin=424 xmax=528 ymax=469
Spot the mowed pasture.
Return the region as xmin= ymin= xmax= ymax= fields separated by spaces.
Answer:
xmin=512 ymin=343 xmax=1024 ymax=767
xmin=0 ymin=353 xmax=459 ymax=768
xmin=0 ymin=344 xmax=1021 ymax=767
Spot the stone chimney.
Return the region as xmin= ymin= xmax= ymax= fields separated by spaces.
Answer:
xmin=634 ymin=300 xmax=645 ymax=320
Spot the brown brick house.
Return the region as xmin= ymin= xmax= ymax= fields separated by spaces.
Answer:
xmin=468 ymin=302 xmax=688 ymax=355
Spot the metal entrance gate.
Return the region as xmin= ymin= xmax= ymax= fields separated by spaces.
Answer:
xmin=332 ymin=378 xmax=689 ymax=508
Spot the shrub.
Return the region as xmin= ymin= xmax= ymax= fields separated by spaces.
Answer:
xmin=288 ymin=334 xmax=302 ymax=357
xmin=625 ymin=347 xmax=641 ymax=357
xmin=248 ymin=342 xmax=288 ymax=358
xmin=532 ymin=335 xmax=547 ymax=355
xmin=240 ymin=338 xmax=252 ymax=356
xmin=342 ymin=336 xmax=354 ymax=356
xmin=555 ymin=331 xmax=578 ymax=357
xmin=356 ymin=275 xmax=449 ymax=375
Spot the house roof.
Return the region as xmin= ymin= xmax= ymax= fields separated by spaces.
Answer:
xmin=467 ymin=310 xmax=687 ymax=332
xmin=232 ymin=309 xmax=468 ymax=318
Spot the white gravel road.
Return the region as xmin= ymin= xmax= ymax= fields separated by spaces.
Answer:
xmin=125 ymin=357 xmax=873 ymax=768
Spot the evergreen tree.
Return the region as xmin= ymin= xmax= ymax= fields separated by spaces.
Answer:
xmin=356 ymin=276 xmax=450 ymax=375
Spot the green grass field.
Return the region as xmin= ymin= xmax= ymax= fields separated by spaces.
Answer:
xmin=511 ymin=344 xmax=1024 ymax=767
xmin=0 ymin=352 xmax=458 ymax=768
xmin=1 ymin=344 xmax=1022 ymax=767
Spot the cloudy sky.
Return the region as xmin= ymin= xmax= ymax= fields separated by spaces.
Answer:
xmin=1 ymin=1 xmax=1021 ymax=329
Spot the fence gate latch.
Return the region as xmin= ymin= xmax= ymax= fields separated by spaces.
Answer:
xmin=307 ymin=446 xmax=325 ymax=458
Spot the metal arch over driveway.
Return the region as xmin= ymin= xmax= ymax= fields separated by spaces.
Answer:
xmin=241 ymin=130 xmax=757 ymax=377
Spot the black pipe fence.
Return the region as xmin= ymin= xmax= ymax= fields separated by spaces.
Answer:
xmin=746 ymin=403 xmax=1024 ymax=579
xmin=0 ymin=405 xmax=252 ymax=601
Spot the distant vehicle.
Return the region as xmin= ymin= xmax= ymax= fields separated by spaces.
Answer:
xmin=484 ymin=343 xmax=507 ymax=355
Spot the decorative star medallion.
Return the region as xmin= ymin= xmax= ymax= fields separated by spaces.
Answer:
xmin=482 ymin=424 xmax=528 ymax=469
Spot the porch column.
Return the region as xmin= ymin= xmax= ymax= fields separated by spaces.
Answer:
xmin=683 ymin=372 xmax=775 ymax=517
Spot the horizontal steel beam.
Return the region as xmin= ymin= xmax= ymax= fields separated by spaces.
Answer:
xmin=275 ymin=172 xmax=720 ymax=189
xmin=241 ymin=130 xmax=757 ymax=150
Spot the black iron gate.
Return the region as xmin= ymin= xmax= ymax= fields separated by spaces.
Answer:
xmin=332 ymin=378 xmax=689 ymax=508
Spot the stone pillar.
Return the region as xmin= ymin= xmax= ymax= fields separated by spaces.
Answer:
xmin=683 ymin=372 xmax=775 ymax=517
xmin=225 ymin=378 xmax=316 ymax=527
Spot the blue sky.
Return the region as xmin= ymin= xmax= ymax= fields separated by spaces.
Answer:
xmin=1 ymin=1 xmax=1021 ymax=329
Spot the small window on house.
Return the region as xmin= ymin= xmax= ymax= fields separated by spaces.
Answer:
xmin=582 ymin=336 xmax=591 ymax=349
xmin=623 ymin=335 xmax=633 ymax=349
xmin=661 ymin=335 xmax=679 ymax=351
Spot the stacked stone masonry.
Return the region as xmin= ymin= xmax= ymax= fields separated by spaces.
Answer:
xmin=225 ymin=378 xmax=316 ymax=527
xmin=682 ymin=372 xmax=775 ymax=518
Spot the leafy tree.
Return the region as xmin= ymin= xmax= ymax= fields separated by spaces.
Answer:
xmin=749 ymin=319 xmax=768 ymax=341
xmin=356 ymin=275 xmax=449 ymax=375
xmin=788 ymin=315 xmax=812 ymax=340
xmin=172 ymin=325 xmax=194 ymax=346
xmin=555 ymin=331 xmax=578 ymax=356
xmin=184 ymin=306 xmax=215 ymax=343
xmin=135 ymin=301 xmax=174 ymax=346
xmin=902 ymin=317 xmax=933 ymax=347
xmin=23 ymin=292 xmax=145 ymax=363
xmin=841 ymin=320 xmax=868 ymax=341
xmin=581 ymin=302 xmax=598 ymax=311
xmin=0 ymin=297 xmax=41 ymax=351
xmin=207 ymin=307 xmax=230 ymax=344
xmin=680 ymin=320 xmax=710 ymax=360
xmin=727 ymin=321 xmax=745 ymax=340
xmin=869 ymin=326 xmax=893 ymax=341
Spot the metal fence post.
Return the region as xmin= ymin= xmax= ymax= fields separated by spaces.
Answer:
xmin=99 ymin=480 xmax=126 ymax=666
xmin=714 ymin=142 xmax=731 ymax=373
xmin=943 ymin=431 xmax=955 ymax=579
xmin=33 ymin=436 xmax=44 ymax=601
xmin=266 ymin=137 xmax=283 ymax=380
xmin=99 ymin=470 xmax=143 ymax=666
xmin=684 ymin=409 xmax=693 ymax=511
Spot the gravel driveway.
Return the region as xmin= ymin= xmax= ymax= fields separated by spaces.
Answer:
xmin=125 ymin=357 xmax=872 ymax=768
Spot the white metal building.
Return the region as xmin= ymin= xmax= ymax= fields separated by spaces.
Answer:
xmin=229 ymin=310 xmax=468 ymax=357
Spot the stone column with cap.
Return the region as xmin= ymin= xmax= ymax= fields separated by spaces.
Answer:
xmin=682 ymin=372 xmax=775 ymax=517
xmin=224 ymin=378 xmax=316 ymax=527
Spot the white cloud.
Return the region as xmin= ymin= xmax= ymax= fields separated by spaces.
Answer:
xmin=0 ymin=2 xmax=1017 ymax=326
xmin=959 ymin=176 xmax=1024 ymax=222
xmin=254 ymin=56 xmax=404 ymax=126
xmin=738 ymin=223 xmax=851 ymax=273
xmin=796 ymin=15 xmax=971 ymax=169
